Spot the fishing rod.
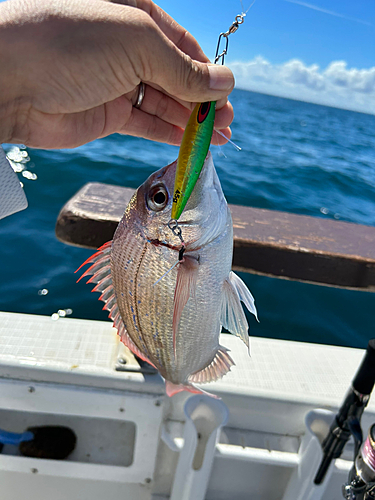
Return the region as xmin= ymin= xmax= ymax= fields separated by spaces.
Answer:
xmin=168 ymin=4 xmax=252 ymax=254
xmin=314 ymin=339 xmax=375 ymax=487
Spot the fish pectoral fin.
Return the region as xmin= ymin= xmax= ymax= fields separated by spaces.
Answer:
xmin=220 ymin=272 xmax=258 ymax=353
xmin=188 ymin=346 xmax=235 ymax=384
xmin=165 ymin=380 xmax=219 ymax=399
xmin=172 ymin=255 xmax=199 ymax=355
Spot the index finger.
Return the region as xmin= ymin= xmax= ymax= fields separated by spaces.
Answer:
xmin=106 ymin=0 xmax=210 ymax=62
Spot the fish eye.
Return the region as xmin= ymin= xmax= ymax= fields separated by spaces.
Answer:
xmin=147 ymin=185 xmax=169 ymax=212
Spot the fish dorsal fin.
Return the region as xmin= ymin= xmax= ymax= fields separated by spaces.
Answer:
xmin=75 ymin=241 xmax=112 ymax=280
xmin=116 ymin=321 xmax=157 ymax=369
xmin=76 ymin=240 xmax=116 ymax=314
xmin=188 ymin=346 xmax=234 ymax=384
xmin=76 ymin=240 xmax=156 ymax=369
xmin=172 ymin=255 xmax=199 ymax=356
xmin=220 ymin=271 xmax=258 ymax=353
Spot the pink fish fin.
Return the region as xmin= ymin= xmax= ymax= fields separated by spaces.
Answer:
xmin=103 ymin=295 xmax=117 ymax=312
xmin=85 ymin=265 xmax=111 ymax=285
xmin=74 ymin=240 xmax=156 ymax=369
xmin=220 ymin=273 xmax=254 ymax=354
xmin=76 ymin=241 xmax=116 ymax=320
xmin=116 ymin=319 xmax=157 ymax=369
xmin=188 ymin=346 xmax=235 ymax=384
xmin=165 ymin=380 xmax=219 ymax=399
xmin=75 ymin=241 xmax=112 ymax=276
xmin=92 ymin=277 xmax=113 ymax=293
xmin=172 ymin=255 xmax=199 ymax=356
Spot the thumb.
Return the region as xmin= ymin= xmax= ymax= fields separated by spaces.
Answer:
xmin=137 ymin=23 xmax=235 ymax=103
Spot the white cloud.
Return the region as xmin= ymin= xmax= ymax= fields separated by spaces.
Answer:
xmin=229 ymin=57 xmax=375 ymax=115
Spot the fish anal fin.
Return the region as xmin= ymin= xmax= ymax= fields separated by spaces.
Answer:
xmin=165 ymin=381 xmax=219 ymax=399
xmin=172 ymin=255 xmax=199 ymax=356
xmin=188 ymin=346 xmax=235 ymax=384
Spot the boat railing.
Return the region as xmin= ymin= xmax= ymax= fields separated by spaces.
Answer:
xmin=56 ymin=182 xmax=375 ymax=291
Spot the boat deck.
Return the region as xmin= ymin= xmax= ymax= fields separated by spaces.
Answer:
xmin=0 ymin=311 xmax=374 ymax=499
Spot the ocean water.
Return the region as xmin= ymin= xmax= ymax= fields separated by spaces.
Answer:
xmin=1 ymin=89 xmax=374 ymax=349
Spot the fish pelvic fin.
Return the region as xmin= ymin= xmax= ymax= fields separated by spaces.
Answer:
xmin=188 ymin=346 xmax=235 ymax=384
xmin=220 ymin=271 xmax=258 ymax=354
xmin=172 ymin=255 xmax=199 ymax=357
xmin=229 ymin=271 xmax=258 ymax=321
xmin=165 ymin=381 xmax=219 ymax=399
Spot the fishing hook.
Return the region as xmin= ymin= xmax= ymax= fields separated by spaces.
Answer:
xmin=167 ymin=219 xmax=186 ymax=261
xmin=168 ymin=1 xmax=253 ymax=244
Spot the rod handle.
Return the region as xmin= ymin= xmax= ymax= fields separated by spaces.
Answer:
xmin=353 ymin=339 xmax=375 ymax=395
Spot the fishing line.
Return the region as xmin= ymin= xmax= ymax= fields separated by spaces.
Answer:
xmin=215 ymin=131 xmax=227 ymax=158
xmin=214 ymin=129 xmax=242 ymax=151
xmin=152 ymin=260 xmax=180 ymax=287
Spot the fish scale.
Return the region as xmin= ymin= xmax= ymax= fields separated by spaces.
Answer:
xmin=77 ymin=153 xmax=258 ymax=397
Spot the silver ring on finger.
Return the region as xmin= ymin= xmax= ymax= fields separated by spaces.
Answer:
xmin=134 ymin=82 xmax=145 ymax=109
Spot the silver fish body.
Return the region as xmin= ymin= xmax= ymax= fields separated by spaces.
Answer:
xmin=78 ymin=153 xmax=257 ymax=396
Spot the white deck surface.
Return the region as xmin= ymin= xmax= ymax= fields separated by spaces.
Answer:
xmin=0 ymin=311 xmax=374 ymax=500
xmin=0 ymin=310 xmax=371 ymax=406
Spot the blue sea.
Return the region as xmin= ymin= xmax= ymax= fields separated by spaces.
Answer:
xmin=1 ymin=89 xmax=375 ymax=349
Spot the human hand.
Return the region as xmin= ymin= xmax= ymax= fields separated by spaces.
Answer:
xmin=0 ymin=0 xmax=234 ymax=148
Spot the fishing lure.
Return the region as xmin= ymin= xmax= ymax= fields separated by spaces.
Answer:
xmin=171 ymin=101 xmax=216 ymax=220
xmin=170 ymin=6 xmax=250 ymax=232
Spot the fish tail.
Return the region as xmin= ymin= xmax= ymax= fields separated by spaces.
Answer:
xmin=165 ymin=381 xmax=219 ymax=399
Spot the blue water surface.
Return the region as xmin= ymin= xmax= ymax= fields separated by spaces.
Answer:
xmin=1 ymin=89 xmax=374 ymax=349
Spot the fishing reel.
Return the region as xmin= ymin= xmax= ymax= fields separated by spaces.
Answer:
xmin=313 ymin=339 xmax=375 ymax=499
xmin=343 ymin=424 xmax=375 ymax=500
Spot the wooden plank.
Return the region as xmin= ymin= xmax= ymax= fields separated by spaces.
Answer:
xmin=55 ymin=182 xmax=375 ymax=291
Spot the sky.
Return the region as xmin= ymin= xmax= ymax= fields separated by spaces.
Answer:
xmin=157 ymin=0 xmax=375 ymax=114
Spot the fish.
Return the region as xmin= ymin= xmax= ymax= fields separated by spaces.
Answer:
xmin=76 ymin=152 xmax=257 ymax=397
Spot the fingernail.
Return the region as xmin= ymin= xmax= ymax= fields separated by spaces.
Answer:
xmin=208 ymin=65 xmax=234 ymax=91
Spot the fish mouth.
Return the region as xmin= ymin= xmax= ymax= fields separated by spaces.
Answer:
xmin=148 ymin=238 xmax=180 ymax=252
